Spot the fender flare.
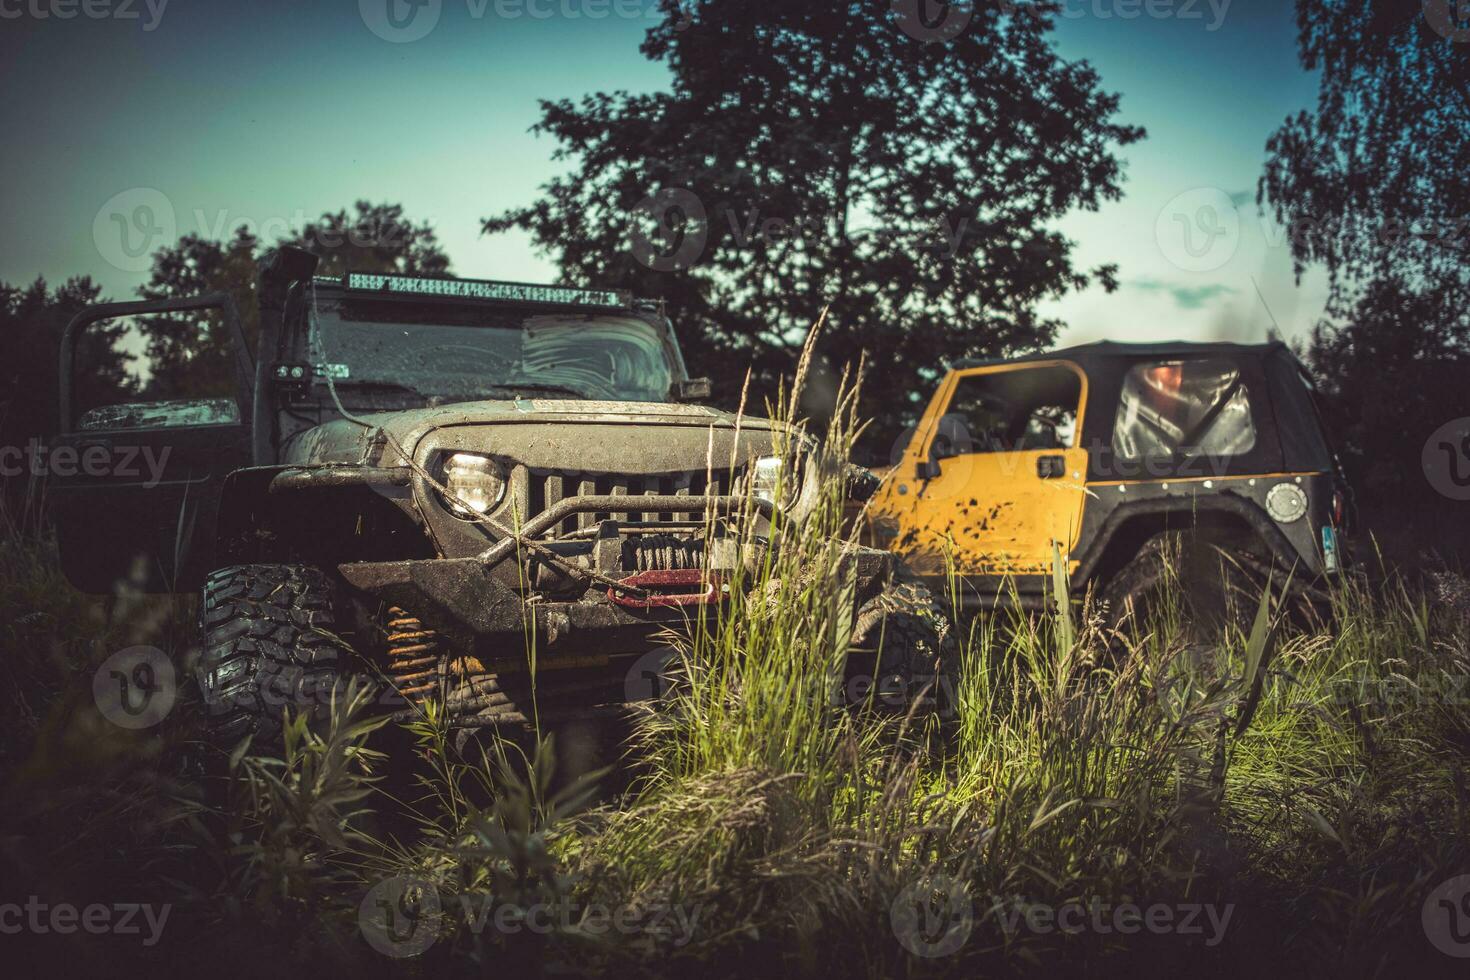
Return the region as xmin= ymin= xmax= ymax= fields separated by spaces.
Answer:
xmin=212 ymin=464 xmax=418 ymax=562
xmin=1072 ymin=493 xmax=1302 ymax=587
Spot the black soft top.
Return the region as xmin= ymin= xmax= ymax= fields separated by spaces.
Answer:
xmin=957 ymin=339 xmax=1290 ymax=373
xmin=954 ymin=339 xmax=1330 ymax=479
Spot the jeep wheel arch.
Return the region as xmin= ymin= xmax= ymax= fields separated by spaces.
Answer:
xmin=1072 ymin=496 xmax=1305 ymax=592
xmin=213 ymin=467 xmax=433 ymax=567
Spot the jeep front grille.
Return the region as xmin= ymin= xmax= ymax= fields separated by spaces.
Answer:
xmin=527 ymin=469 xmax=734 ymax=537
xmin=623 ymin=535 xmax=705 ymax=572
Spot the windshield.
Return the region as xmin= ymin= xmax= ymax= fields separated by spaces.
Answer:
xmin=308 ymin=293 xmax=678 ymax=403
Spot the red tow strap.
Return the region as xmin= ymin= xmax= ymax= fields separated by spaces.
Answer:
xmin=609 ymin=569 xmax=724 ymax=609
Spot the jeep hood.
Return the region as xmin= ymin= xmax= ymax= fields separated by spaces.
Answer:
xmin=281 ymin=399 xmax=781 ymax=467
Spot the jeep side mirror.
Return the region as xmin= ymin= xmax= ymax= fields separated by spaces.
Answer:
xmin=845 ymin=464 xmax=881 ymax=502
xmin=916 ymin=459 xmax=942 ymax=480
xmin=671 ymin=377 xmax=713 ymax=402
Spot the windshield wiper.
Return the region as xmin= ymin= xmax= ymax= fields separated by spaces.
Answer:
xmin=325 ymin=380 xmax=427 ymax=399
xmin=314 ymin=379 xmax=592 ymax=403
xmin=484 ymin=383 xmax=589 ymax=399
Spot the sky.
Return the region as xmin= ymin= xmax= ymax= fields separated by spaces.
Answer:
xmin=0 ymin=0 xmax=1329 ymax=350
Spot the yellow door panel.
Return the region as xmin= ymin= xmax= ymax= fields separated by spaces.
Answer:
xmin=909 ymin=448 xmax=1088 ymax=574
xmin=870 ymin=360 xmax=1088 ymax=577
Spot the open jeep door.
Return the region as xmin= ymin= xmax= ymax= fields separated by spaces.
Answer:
xmin=53 ymin=293 xmax=255 ymax=593
xmin=872 ymin=359 xmax=1089 ymax=579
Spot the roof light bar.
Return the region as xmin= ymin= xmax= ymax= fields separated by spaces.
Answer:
xmin=344 ymin=272 xmax=630 ymax=309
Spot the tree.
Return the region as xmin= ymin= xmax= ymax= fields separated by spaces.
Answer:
xmin=1260 ymin=0 xmax=1470 ymax=548
xmin=136 ymin=202 xmax=452 ymax=399
xmin=0 ymin=276 xmax=125 ymax=501
xmin=0 ymin=276 xmax=126 ymax=431
xmin=485 ymin=0 xmax=1142 ymax=454
xmin=137 ymin=227 xmax=262 ymax=400
xmin=1302 ymin=278 xmax=1467 ymax=503
xmin=1262 ymin=1 xmax=1469 ymax=333
xmin=284 ymin=200 xmax=451 ymax=280
xmin=0 ymin=202 xmax=451 ymax=506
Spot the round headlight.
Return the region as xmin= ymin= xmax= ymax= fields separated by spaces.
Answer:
xmin=441 ymin=453 xmax=506 ymax=518
xmin=1265 ymin=482 xmax=1308 ymax=523
xmin=750 ymin=454 xmax=797 ymax=507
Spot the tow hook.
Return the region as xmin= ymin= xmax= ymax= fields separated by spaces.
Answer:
xmin=609 ymin=569 xmax=725 ymax=609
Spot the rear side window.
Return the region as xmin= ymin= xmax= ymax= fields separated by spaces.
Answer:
xmin=1112 ymin=359 xmax=1256 ymax=459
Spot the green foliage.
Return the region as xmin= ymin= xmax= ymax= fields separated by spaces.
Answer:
xmin=285 ymin=201 xmax=451 ymax=281
xmin=128 ymin=201 xmax=453 ymax=408
xmin=0 ymin=276 xmax=117 ymax=501
xmin=0 ymin=200 xmax=453 ymax=515
xmin=1262 ymin=1 xmax=1468 ymax=319
xmin=485 ymin=1 xmax=1143 ymax=448
xmin=1262 ymin=1 xmax=1470 ymax=556
xmin=205 ymin=684 xmax=390 ymax=927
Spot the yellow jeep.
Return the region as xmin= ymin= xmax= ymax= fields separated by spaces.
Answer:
xmin=867 ymin=341 xmax=1353 ymax=622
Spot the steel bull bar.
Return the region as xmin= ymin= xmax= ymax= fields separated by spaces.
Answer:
xmin=474 ymin=494 xmax=773 ymax=568
xmin=472 ymin=493 xmax=771 ymax=610
xmin=334 ymin=495 xmax=789 ymax=647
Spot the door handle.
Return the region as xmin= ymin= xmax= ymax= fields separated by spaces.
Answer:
xmin=1037 ymin=455 xmax=1066 ymax=479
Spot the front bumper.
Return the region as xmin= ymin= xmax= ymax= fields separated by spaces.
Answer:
xmin=335 ymin=497 xmax=895 ymax=664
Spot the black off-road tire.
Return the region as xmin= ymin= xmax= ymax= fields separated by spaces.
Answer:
xmin=1100 ymin=534 xmax=1248 ymax=809
xmin=846 ymin=580 xmax=959 ymax=718
xmin=1102 ymin=532 xmax=1259 ymax=657
xmin=197 ymin=564 xmax=363 ymax=747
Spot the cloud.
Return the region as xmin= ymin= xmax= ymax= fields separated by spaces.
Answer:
xmin=1131 ymin=279 xmax=1238 ymax=310
xmin=1228 ymin=189 xmax=1255 ymax=208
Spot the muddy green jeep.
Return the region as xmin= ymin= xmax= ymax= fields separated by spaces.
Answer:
xmin=52 ymin=247 xmax=952 ymax=742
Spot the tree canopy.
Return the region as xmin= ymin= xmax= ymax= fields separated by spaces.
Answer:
xmin=133 ymin=201 xmax=452 ymax=401
xmin=1261 ymin=0 xmax=1469 ymax=335
xmin=1261 ymin=0 xmax=1470 ymax=535
xmin=486 ymin=0 xmax=1142 ymax=454
xmin=0 ymin=201 xmax=450 ymax=497
xmin=0 ymin=277 xmax=115 ymax=462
